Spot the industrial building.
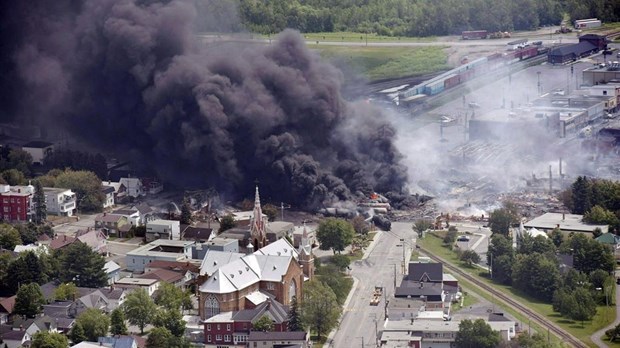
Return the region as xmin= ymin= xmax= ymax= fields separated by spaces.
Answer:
xmin=523 ymin=212 xmax=609 ymax=234
xmin=547 ymin=34 xmax=608 ymax=65
xmin=582 ymin=64 xmax=620 ymax=86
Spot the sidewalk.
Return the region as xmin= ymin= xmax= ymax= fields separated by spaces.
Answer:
xmin=590 ymin=283 xmax=620 ymax=347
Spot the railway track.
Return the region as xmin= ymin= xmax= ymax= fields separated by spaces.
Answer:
xmin=418 ymin=246 xmax=588 ymax=348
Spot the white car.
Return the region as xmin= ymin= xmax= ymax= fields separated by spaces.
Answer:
xmin=468 ymin=102 xmax=481 ymax=108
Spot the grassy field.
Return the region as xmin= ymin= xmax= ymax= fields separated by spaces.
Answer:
xmin=316 ymin=46 xmax=449 ymax=81
xmin=419 ymin=233 xmax=618 ymax=347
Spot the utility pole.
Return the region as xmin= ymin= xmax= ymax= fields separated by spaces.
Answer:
xmin=374 ymin=319 xmax=379 ymax=348
xmin=401 ymin=239 xmax=406 ymax=274
xmin=393 ymin=264 xmax=397 ymax=289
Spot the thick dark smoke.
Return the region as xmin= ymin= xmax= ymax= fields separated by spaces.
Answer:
xmin=0 ymin=0 xmax=407 ymax=208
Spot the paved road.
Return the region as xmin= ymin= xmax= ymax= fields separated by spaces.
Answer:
xmin=325 ymin=222 xmax=415 ymax=348
xmin=591 ymin=278 xmax=620 ymax=347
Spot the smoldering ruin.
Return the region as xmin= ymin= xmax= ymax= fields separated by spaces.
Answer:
xmin=0 ymin=0 xmax=408 ymax=209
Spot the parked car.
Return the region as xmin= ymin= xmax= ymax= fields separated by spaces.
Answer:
xmin=468 ymin=102 xmax=481 ymax=108
xmin=552 ymin=89 xmax=565 ymax=96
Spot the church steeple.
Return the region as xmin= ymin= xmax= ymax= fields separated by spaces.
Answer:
xmin=250 ymin=186 xmax=267 ymax=249
xmin=298 ymin=222 xmax=314 ymax=280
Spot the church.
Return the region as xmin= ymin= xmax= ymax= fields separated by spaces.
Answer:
xmin=197 ymin=186 xmax=314 ymax=320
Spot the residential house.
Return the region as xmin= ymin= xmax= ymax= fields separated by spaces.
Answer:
xmin=95 ymin=213 xmax=129 ymax=237
xmin=393 ymin=262 xmax=459 ymax=312
xmin=97 ymin=335 xmax=139 ymax=348
xmin=1 ymin=329 xmax=32 ymax=348
xmin=204 ymin=298 xmax=291 ymax=346
xmin=125 ymin=239 xmax=196 ymax=273
xmin=0 ymin=296 xmax=15 ymax=324
xmin=138 ymin=269 xmax=187 ymax=288
xmin=144 ymin=260 xmax=200 ymax=289
xmin=49 ymin=235 xmax=79 ymax=251
xmin=76 ymin=229 xmax=108 ymax=255
xmin=104 ymin=261 xmax=122 ymax=285
xmin=0 ymin=184 xmax=34 ymax=222
xmin=132 ymin=203 xmax=156 ymax=225
xmin=140 ymin=177 xmax=163 ymax=195
xmin=114 ymin=277 xmax=160 ymax=297
xmin=119 ymin=177 xmax=144 ymax=199
xmin=247 ymin=331 xmax=310 ymax=348
xmin=98 ymin=287 xmax=126 ymax=311
xmin=111 ymin=208 xmax=140 ymax=226
xmin=265 ymin=221 xmax=294 ymax=244
xmin=596 ymin=233 xmax=620 ymax=249
xmin=12 ymin=314 xmax=58 ymax=337
xmin=21 ymin=140 xmax=54 ymax=165
xmin=101 ymin=185 xmax=116 ymax=209
xmin=44 ymin=187 xmax=77 ymax=216
xmin=146 ymin=219 xmax=181 ymax=242
xmin=181 ymin=225 xmax=213 ymax=242
xmin=13 ymin=243 xmax=49 ymax=255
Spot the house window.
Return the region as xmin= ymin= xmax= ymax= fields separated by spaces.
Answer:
xmin=266 ymin=282 xmax=275 ymax=290
xmin=243 ymin=323 xmax=248 ymax=330
xmin=224 ymin=335 xmax=231 ymax=342
xmin=227 ymin=324 xmax=231 ymax=331
xmin=207 ymin=324 xmax=211 ymax=331
xmin=207 ymin=335 xmax=212 ymax=342
xmin=216 ymin=334 xmax=222 ymax=341
xmin=603 ymin=90 xmax=607 ymax=95
xmin=217 ymin=324 xmax=220 ymax=330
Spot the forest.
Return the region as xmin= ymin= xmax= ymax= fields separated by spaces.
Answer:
xmin=197 ymin=0 xmax=620 ymax=36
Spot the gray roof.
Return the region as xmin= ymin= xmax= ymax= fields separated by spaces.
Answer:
xmin=132 ymin=203 xmax=154 ymax=215
xmin=232 ymin=298 xmax=289 ymax=324
xmin=98 ymin=336 xmax=136 ymax=348
xmin=182 ymin=226 xmax=213 ymax=241
xmin=395 ymin=280 xmax=443 ymax=298
xmin=548 ymin=42 xmax=597 ymax=57
xmin=407 ymin=262 xmax=443 ymax=282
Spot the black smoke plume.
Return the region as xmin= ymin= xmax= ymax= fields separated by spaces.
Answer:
xmin=0 ymin=0 xmax=407 ymax=208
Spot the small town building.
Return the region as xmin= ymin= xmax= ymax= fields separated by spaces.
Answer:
xmin=524 ymin=212 xmax=609 ymax=234
xmin=95 ymin=213 xmax=130 ymax=237
xmin=44 ymin=187 xmax=77 ymax=216
xmin=125 ymin=239 xmax=196 ymax=273
xmin=0 ymin=184 xmax=34 ymax=222
xmin=146 ymin=219 xmax=181 ymax=242
xmin=114 ymin=277 xmax=160 ymax=296
xmin=21 ymin=140 xmax=54 ymax=165
xmin=101 ymin=185 xmax=115 ymax=209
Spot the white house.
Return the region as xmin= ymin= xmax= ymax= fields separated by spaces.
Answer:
xmin=115 ymin=277 xmax=160 ymax=297
xmin=119 ymin=177 xmax=144 ymax=198
xmin=146 ymin=219 xmax=181 ymax=242
xmin=44 ymin=187 xmax=76 ymax=216
xmin=104 ymin=261 xmax=121 ymax=285
xmin=101 ymin=185 xmax=115 ymax=209
xmin=21 ymin=141 xmax=54 ymax=165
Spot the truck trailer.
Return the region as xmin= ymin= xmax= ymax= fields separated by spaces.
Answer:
xmin=462 ymin=30 xmax=488 ymax=40
xmin=575 ymin=19 xmax=602 ymax=29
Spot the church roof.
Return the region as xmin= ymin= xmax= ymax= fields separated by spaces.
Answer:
xmin=199 ymin=250 xmax=245 ymax=276
xmin=199 ymin=253 xmax=294 ymax=294
xmin=254 ymin=238 xmax=298 ymax=259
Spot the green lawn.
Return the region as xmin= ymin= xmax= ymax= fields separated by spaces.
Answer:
xmin=315 ymin=46 xmax=448 ymax=81
xmin=419 ymin=233 xmax=617 ymax=347
xmin=450 ymin=289 xmax=480 ymax=313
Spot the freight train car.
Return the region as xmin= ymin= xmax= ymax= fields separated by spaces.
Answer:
xmin=462 ymin=30 xmax=488 ymax=40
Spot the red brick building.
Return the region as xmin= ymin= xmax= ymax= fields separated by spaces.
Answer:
xmin=204 ymin=298 xmax=290 ymax=347
xmin=0 ymin=185 xmax=34 ymax=222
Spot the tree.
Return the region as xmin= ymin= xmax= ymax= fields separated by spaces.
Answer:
xmin=584 ymin=205 xmax=619 ymax=229
xmin=253 ymin=315 xmax=274 ymax=332
xmin=606 ymin=323 xmax=620 ymax=342
xmin=1 ymin=169 xmax=26 ymax=185
xmin=54 ymin=282 xmax=77 ymax=301
xmin=153 ymin=308 xmax=186 ymax=337
xmin=561 ymin=233 xmax=615 ymax=274
xmin=459 ymin=250 xmax=480 ymax=266
xmin=570 ymin=287 xmax=597 ymax=326
xmin=180 ymin=197 xmax=192 ymax=225
xmin=59 ymin=242 xmax=107 ymax=288
xmin=511 ymin=253 xmax=560 ymax=301
xmin=330 ymin=254 xmax=350 ymax=271
xmin=455 ymin=318 xmax=500 ymax=348
xmin=0 ymin=224 xmax=21 ymax=250
xmin=110 ymin=308 xmax=128 ymax=335
xmin=31 ymin=331 xmax=68 ymax=348
xmin=55 ymin=169 xmax=104 ymax=213
xmin=74 ymin=308 xmax=110 ymax=342
xmin=14 ymin=223 xmax=38 ymax=245
xmin=288 ymin=296 xmax=303 ymax=331
xmin=146 ymin=327 xmax=173 ymax=348
xmin=69 ymin=322 xmax=87 ymax=344
xmin=33 ymin=180 xmax=47 ymax=225
xmin=517 ymin=331 xmax=555 ymax=348
xmin=571 ymin=176 xmax=592 ymax=214
xmin=154 ymin=281 xmax=188 ymax=311
xmin=412 ymin=219 xmax=433 ymax=238
xmin=549 ymin=227 xmax=564 ymax=247
xmin=6 ymin=251 xmax=48 ymax=292
xmin=488 ymin=203 xmax=519 ymax=236
xmin=13 ymin=283 xmax=45 ymax=318
xmin=263 ymin=204 xmax=278 ymax=222
xmin=218 ymin=214 xmax=236 ymax=233
xmin=301 ymin=280 xmax=341 ymax=340
xmin=351 ymin=215 xmax=370 ymax=235
xmin=316 ymin=218 xmax=355 ymax=254
xmin=123 ymin=288 xmax=157 ymax=334
xmin=7 ymin=149 xmax=33 ymax=177
xmin=487 ymin=234 xmax=513 ymax=284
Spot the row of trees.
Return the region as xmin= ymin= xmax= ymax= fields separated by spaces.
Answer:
xmin=0 ymin=242 xmax=107 ymax=297
xmin=223 ymin=0 xmax=620 ymax=37
xmin=561 ymin=176 xmax=620 ymax=231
